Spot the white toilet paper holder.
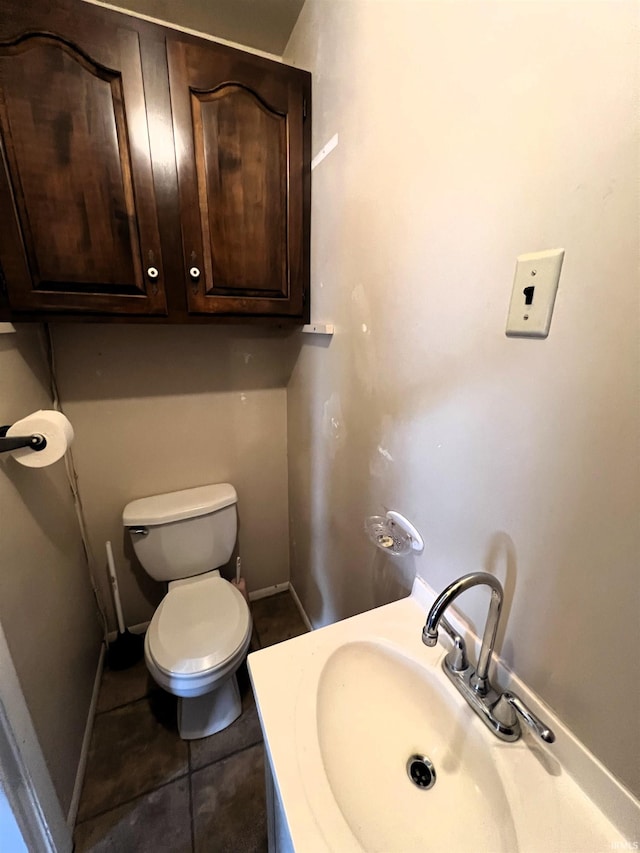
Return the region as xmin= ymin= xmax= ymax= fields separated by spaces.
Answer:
xmin=0 ymin=424 xmax=47 ymax=453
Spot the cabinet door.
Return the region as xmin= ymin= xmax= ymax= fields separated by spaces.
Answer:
xmin=0 ymin=7 xmax=167 ymax=314
xmin=167 ymin=37 xmax=310 ymax=318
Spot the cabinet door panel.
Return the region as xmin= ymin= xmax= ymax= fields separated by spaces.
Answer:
xmin=194 ymin=85 xmax=287 ymax=296
xmin=168 ymin=38 xmax=308 ymax=318
xmin=0 ymin=24 xmax=166 ymax=314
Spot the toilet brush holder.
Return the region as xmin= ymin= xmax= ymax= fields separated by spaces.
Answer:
xmin=231 ymin=555 xmax=249 ymax=603
xmin=106 ymin=541 xmax=144 ymax=669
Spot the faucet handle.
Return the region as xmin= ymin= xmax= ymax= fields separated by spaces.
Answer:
xmin=438 ymin=617 xmax=469 ymax=672
xmin=492 ymin=691 xmax=556 ymax=744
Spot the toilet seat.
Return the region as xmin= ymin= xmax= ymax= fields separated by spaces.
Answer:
xmin=146 ymin=576 xmax=251 ymax=678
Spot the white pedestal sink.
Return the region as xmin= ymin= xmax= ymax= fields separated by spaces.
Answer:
xmin=248 ymin=577 xmax=640 ymax=852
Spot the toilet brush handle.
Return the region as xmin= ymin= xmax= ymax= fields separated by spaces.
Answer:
xmin=106 ymin=541 xmax=126 ymax=634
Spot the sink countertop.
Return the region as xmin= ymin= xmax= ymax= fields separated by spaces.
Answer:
xmin=248 ymin=577 xmax=640 ymax=853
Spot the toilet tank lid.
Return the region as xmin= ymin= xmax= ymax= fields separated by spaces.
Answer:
xmin=123 ymin=484 xmax=237 ymax=526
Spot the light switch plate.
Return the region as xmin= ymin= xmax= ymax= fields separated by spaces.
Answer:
xmin=505 ymin=248 xmax=564 ymax=338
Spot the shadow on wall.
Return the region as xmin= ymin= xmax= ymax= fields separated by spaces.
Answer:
xmin=0 ymin=326 xmax=49 ymax=392
xmin=0 ymin=460 xmax=83 ymax=557
xmin=367 ymin=532 xmax=516 ymax=640
xmin=50 ymin=324 xmax=305 ymax=402
xmin=484 ymin=532 xmax=517 ymax=662
xmin=370 ymin=548 xmax=415 ymax=609
xmin=437 ymin=531 xmax=518 ymax=660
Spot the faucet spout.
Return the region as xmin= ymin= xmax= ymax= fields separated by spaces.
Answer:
xmin=421 ymin=571 xmax=555 ymax=745
xmin=422 ymin=572 xmax=503 ymax=695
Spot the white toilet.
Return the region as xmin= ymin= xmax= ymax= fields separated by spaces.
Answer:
xmin=122 ymin=483 xmax=252 ymax=740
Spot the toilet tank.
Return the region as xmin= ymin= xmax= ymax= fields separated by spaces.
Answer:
xmin=123 ymin=484 xmax=237 ymax=582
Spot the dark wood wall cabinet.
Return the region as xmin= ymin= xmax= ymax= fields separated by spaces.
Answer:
xmin=0 ymin=0 xmax=310 ymax=323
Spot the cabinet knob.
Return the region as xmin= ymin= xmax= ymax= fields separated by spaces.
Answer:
xmin=189 ymin=266 xmax=201 ymax=281
xmin=147 ymin=266 xmax=159 ymax=280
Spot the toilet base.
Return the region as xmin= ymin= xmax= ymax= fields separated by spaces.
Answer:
xmin=177 ymin=674 xmax=242 ymax=739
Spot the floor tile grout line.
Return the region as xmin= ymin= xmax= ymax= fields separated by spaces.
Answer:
xmin=95 ymin=692 xmax=151 ymax=717
xmin=82 ymin=595 xmax=304 ymax=841
xmin=190 ymin=738 xmax=265 ymax=777
xmin=74 ymin=770 xmax=191 ymax=827
xmin=76 ymin=732 xmax=263 ymax=827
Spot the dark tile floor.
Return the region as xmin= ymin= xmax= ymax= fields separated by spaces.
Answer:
xmin=74 ymin=591 xmax=308 ymax=853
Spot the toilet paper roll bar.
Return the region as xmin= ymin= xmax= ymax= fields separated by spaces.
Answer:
xmin=0 ymin=424 xmax=47 ymax=453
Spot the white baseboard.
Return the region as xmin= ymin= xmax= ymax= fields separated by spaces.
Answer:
xmin=249 ymin=582 xmax=290 ymax=602
xmin=106 ymin=590 xmax=310 ymax=631
xmin=248 ymin=581 xmax=314 ymax=632
xmin=67 ymin=642 xmax=105 ymax=828
xmin=288 ymin=583 xmax=314 ymax=632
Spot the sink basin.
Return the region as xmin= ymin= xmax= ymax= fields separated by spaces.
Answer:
xmin=248 ymin=577 xmax=639 ymax=852
xmin=316 ymin=640 xmax=517 ymax=852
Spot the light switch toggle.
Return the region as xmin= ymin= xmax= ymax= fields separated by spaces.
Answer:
xmin=506 ymin=248 xmax=564 ymax=338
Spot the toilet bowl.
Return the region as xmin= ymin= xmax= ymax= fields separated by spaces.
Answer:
xmin=123 ymin=484 xmax=252 ymax=739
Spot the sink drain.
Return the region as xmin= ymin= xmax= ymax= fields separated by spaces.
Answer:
xmin=406 ymin=755 xmax=436 ymax=790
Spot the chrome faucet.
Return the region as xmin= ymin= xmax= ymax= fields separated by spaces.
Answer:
xmin=422 ymin=572 xmax=555 ymax=744
xmin=423 ymin=572 xmax=502 ymax=695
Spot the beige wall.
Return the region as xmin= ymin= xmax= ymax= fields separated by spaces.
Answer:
xmin=52 ymin=325 xmax=298 ymax=629
xmin=285 ymin=0 xmax=640 ymax=796
xmin=0 ymin=326 xmax=102 ymax=815
xmin=94 ymin=0 xmax=303 ymax=54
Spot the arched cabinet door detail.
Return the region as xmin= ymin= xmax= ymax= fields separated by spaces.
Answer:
xmin=190 ymin=84 xmax=288 ymax=301
xmin=0 ymin=25 xmax=166 ymax=315
xmin=167 ymin=37 xmax=309 ymax=319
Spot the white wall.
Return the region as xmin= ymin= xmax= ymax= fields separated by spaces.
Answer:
xmin=284 ymin=0 xmax=640 ymax=797
xmin=0 ymin=326 xmax=102 ymax=814
xmin=52 ymin=325 xmax=299 ymax=628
